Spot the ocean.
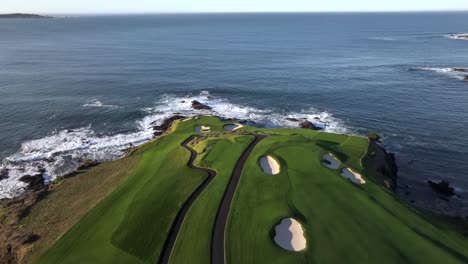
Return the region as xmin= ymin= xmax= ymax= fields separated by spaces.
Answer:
xmin=1 ymin=12 xmax=468 ymax=215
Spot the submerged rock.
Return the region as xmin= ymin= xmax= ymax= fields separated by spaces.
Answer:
xmin=299 ymin=121 xmax=322 ymax=130
xmin=428 ymin=180 xmax=455 ymax=196
xmin=452 ymin=67 xmax=468 ymax=73
xmin=0 ymin=168 xmax=9 ymax=180
xmin=19 ymin=174 xmax=45 ymax=191
xmin=191 ymin=100 xmax=212 ymax=110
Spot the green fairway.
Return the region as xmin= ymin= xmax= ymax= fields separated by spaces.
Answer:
xmin=32 ymin=116 xmax=468 ymax=264
xmin=170 ymin=135 xmax=254 ymax=264
xmin=226 ymin=132 xmax=468 ymax=264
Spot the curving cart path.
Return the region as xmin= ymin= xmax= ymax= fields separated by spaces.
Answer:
xmin=158 ymin=134 xmax=265 ymax=264
xmin=159 ymin=135 xmax=217 ymax=264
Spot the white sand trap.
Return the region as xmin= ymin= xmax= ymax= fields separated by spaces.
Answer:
xmin=182 ymin=117 xmax=192 ymax=122
xmin=274 ymin=218 xmax=306 ymax=252
xmin=341 ymin=168 xmax=366 ymax=184
xmin=224 ymin=123 xmax=243 ymax=131
xmin=322 ymin=153 xmax=340 ymax=169
xmin=194 ymin=125 xmax=211 ymax=133
xmin=259 ymin=156 xmax=280 ymax=175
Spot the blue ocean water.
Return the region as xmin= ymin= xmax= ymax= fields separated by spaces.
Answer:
xmin=1 ymin=13 xmax=468 ymax=214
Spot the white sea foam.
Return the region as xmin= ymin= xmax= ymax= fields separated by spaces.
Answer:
xmin=0 ymin=91 xmax=348 ymax=198
xmin=83 ymin=100 xmax=119 ymax=109
xmin=447 ymin=33 xmax=468 ymax=40
xmin=411 ymin=67 xmax=468 ymax=80
xmin=369 ymin=37 xmax=397 ymax=41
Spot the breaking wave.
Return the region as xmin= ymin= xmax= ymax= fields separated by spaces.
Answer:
xmin=83 ymin=100 xmax=119 ymax=109
xmin=408 ymin=67 xmax=468 ymax=80
xmin=369 ymin=37 xmax=397 ymax=41
xmin=447 ymin=33 xmax=468 ymax=40
xmin=0 ymin=91 xmax=348 ymax=198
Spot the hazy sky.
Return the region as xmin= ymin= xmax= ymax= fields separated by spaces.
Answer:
xmin=2 ymin=0 xmax=468 ymax=14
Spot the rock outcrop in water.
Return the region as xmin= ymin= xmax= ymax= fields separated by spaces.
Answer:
xmin=449 ymin=33 xmax=468 ymax=40
xmin=299 ymin=121 xmax=322 ymax=130
xmin=428 ymin=180 xmax=455 ymax=196
xmin=19 ymin=173 xmax=45 ymax=191
xmin=0 ymin=169 xmax=9 ymax=181
xmin=191 ymin=100 xmax=212 ymax=110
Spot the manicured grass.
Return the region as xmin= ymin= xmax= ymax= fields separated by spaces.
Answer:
xmin=28 ymin=116 xmax=468 ymax=264
xmin=21 ymin=148 xmax=142 ymax=264
xmin=227 ymin=133 xmax=468 ymax=264
xmin=34 ymin=116 xmax=232 ymax=264
xmin=170 ymin=135 xmax=254 ymax=264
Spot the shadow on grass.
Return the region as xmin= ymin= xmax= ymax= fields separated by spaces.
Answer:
xmin=316 ymin=140 xmax=348 ymax=163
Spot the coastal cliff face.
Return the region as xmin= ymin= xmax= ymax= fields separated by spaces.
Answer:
xmin=0 ymin=189 xmax=46 ymax=264
xmin=363 ymin=140 xmax=399 ymax=191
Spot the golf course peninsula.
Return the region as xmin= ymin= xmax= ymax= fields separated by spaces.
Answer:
xmin=2 ymin=115 xmax=468 ymax=264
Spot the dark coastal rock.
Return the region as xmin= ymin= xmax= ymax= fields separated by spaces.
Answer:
xmin=428 ymin=180 xmax=455 ymax=196
xmin=19 ymin=174 xmax=45 ymax=191
xmin=0 ymin=168 xmax=9 ymax=180
xmin=367 ymin=132 xmax=382 ymax=142
xmin=450 ymin=34 xmax=468 ymax=39
xmin=313 ymin=117 xmax=321 ymax=121
xmin=452 ymin=67 xmax=468 ymax=73
xmin=299 ymin=121 xmax=322 ymax=130
xmin=77 ymin=160 xmax=100 ymax=170
xmin=464 ymin=76 xmax=468 ymax=81
xmin=286 ymin=118 xmax=299 ymax=122
xmin=191 ymin=100 xmax=212 ymax=110
xmin=153 ymin=115 xmax=186 ymax=137
xmin=364 ymin=142 xmax=398 ymax=191
xmin=0 ymin=187 xmax=45 ymax=264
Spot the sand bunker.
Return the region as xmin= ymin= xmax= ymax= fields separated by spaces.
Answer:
xmin=341 ymin=168 xmax=366 ymax=184
xmin=182 ymin=117 xmax=192 ymax=122
xmin=259 ymin=156 xmax=280 ymax=175
xmin=194 ymin=126 xmax=211 ymax=133
xmin=322 ymin=153 xmax=340 ymax=169
xmin=224 ymin=123 xmax=243 ymax=131
xmin=274 ymin=218 xmax=306 ymax=252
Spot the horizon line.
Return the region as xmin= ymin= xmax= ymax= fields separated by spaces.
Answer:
xmin=5 ymin=10 xmax=468 ymax=16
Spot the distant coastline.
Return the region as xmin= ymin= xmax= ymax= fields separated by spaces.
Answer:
xmin=0 ymin=13 xmax=52 ymax=19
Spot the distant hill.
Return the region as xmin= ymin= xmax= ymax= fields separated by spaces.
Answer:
xmin=0 ymin=13 xmax=52 ymax=19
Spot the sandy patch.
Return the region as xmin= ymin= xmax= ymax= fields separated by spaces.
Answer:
xmin=224 ymin=123 xmax=243 ymax=131
xmin=274 ymin=218 xmax=306 ymax=252
xmin=341 ymin=168 xmax=366 ymax=184
xmin=259 ymin=156 xmax=280 ymax=175
xmin=194 ymin=126 xmax=211 ymax=133
xmin=322 ymin=153 xmax=340 ymax=169
xmin=182 ymin=117 xmax=192 ymax=122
